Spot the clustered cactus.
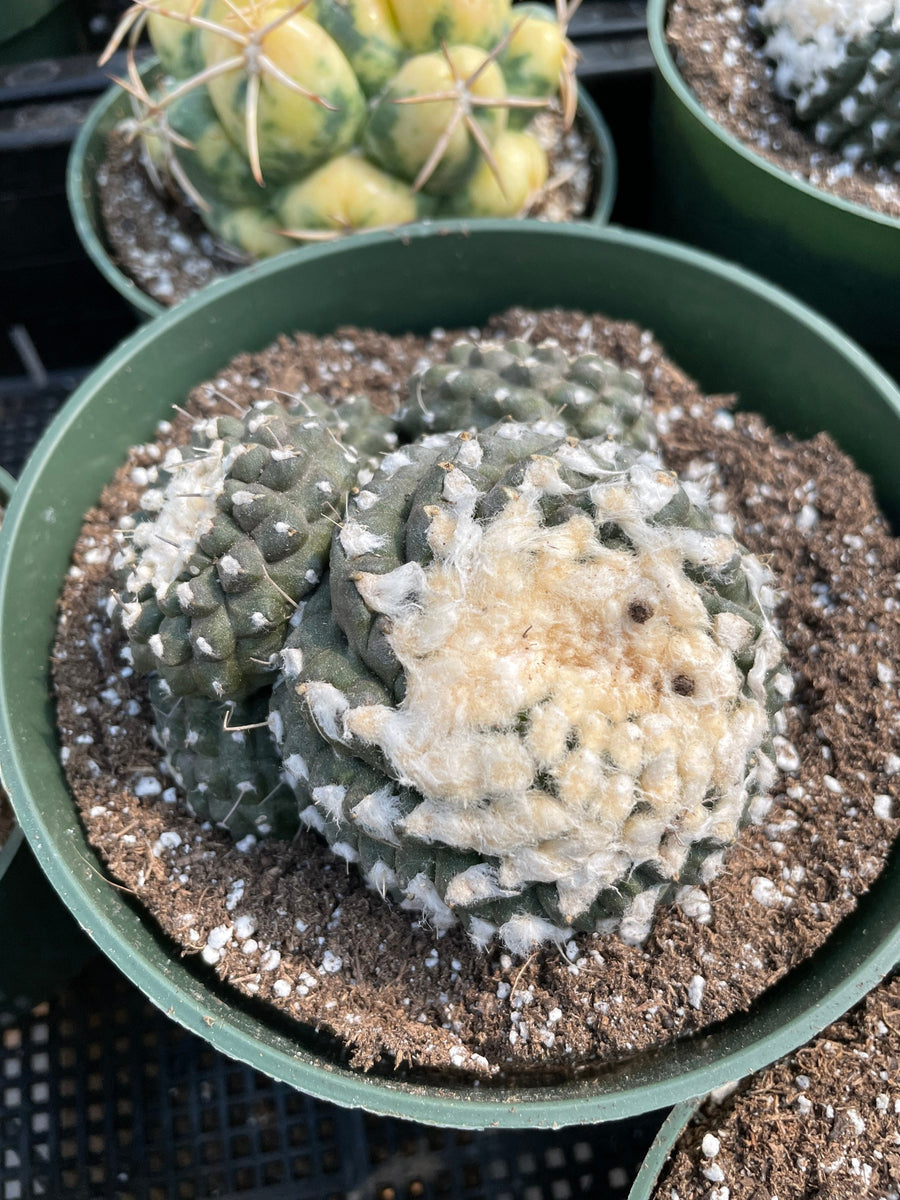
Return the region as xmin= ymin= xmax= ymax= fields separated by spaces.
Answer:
xmin=114 ymin=337 xmax=791 ymax=955
xmin=757 ymin=0 xmax=900 ymax=166
xmin=103 ymin=0 xmax=583 ymax=256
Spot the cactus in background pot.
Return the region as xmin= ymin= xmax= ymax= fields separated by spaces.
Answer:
xmin=272 ymin=421 xmax=791 ymax=954
xmin=102 ymin=0 xmax=581 ymax=255
xmin=757 ymin=0 xmax=900 ymax=165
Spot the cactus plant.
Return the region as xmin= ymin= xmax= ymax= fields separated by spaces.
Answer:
xmin=757 ymin=0 xmax=900 ymax=165
xmin=113 ymin=393 xmax=394 ymax=701
xmin=272 ymin=421 xmax=791 ymax=954
xmin=394 ymin=336 xmax=658 ymax=446
xmin=102 ymin=0 xmax=582 ymax=255
xmin=150 ymin=676 xmax=301 ymax=837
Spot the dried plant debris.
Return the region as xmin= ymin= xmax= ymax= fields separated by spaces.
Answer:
xmin=667 ymin=0 xmax=900 ymax=219
xmin=654 ymin=971 xmax=900 ymax=1199
xmin=54 ymin=307 xmax=900 ymax=1079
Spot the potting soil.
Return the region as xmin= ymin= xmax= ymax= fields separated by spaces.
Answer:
xmin=653 ymin=971 xmax=900 ymax=1198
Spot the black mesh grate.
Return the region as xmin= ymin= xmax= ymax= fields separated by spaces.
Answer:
xmin=1 ymin=958 xmax=666 ymax=1200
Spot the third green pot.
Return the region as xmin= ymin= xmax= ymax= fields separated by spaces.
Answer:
xmin=647 ymin=0 xmax=900 ymax=381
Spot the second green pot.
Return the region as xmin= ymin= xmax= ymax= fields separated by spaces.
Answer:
xmin=647 ymin=0 xmax=900 ymax=380
xmin=67 ymin=67 xmax=618 ymax=320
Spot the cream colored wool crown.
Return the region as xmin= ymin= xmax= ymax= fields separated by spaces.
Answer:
xmin=297 ymin=428 xmax=787 ymax=952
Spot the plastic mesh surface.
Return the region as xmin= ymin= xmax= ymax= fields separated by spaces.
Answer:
xmin=0 ymin=958 xmax=666 ymax=1200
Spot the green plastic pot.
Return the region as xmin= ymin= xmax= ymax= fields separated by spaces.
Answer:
xmin=0 ymin=467 xmax=95 ymax=1024
xmin=2 ymin=221 xmax=900 ymax=1128
xmin=67 ymin=66 xmax=618 ymax=320
xmin=647 ymin=0 xmax=900 ymax=381
xmin=627 ymin=1100 xmax=699 ymax=1200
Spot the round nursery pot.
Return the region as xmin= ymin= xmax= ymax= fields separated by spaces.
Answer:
xmin=627 ymin=1101 xmax=699 ymax=1200
xmin=0 ymin=467 xmax=95 ymax=1024
xmin=2 ymin=221 xmax=900 ymax=1129
xmin=67 ymin=67 xmax=618 ymax=321
xmin=647 ymin=0 xmax=900 ymax=381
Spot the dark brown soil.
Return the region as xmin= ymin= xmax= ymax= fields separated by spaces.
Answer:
xmin=53 ymin=307 xmax=900 ymax=1080
xmin=654 ymin=971 xmax=900 ymax=1199
xmin=99 ymin=104 xmax=600 ymax=308
xmin=667 ymin=0 xmax=900 ymax=221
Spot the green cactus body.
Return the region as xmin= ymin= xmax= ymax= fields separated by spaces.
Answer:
xmin=363 ymin=44 xmax=509 ymax=195
xmin=205 ymin=204 xmax=295 ymax=258
xmin=389 ymin=0 xmax=511 ymax=53
xmin=147 ymin=0 xmax=204 ymax=78
xmin=499 ymin=3 xmax=567 ymax=130
xmin=167 ymin=87 xmax=264 ymax=210
xmin=760 ymin=1 xmax=900 ymax=164
xmin=275 ymin=153 xmax=428 ymax=234
xmin=439 ymin=129 xmax=547 ymax=216
xmin=200 ymin=5 xmax=366 ymax=184
xmin=118 ymin=0 xmax=579 ymax=257
xmin=114 ymin=396 xmax=394 ymax=701
xmin=275 ymin=423 xmax=790 ymax=954
xmin=307 ymin=0 xmax=405 ymax=96
xmin=394 ymin=338 xmax=657 ymax=448
xmin=150 ymin=676 xmax=300 ymax=838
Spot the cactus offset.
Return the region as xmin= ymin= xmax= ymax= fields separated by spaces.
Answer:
xmin=394 ymin=337 xmax=657 ymax=447
xmin=150 ymin=676 xmax=301 ymax=837
xmin=114 ymin=394 xmax=394 ymax=700
xmin=101 ymin=0 xmax=582 ymax=255
xmin=758 ymin=0 xmax=900 ymax=165
xmin=273 ymin=423 xmax=790 ymax=954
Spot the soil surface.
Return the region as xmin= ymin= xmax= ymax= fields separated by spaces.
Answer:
xmin=99 ymin=104 xmax=600 ymax=309
xmin=53 ymin=307 xmax=900 ymax=1081
xmin=654 ymin=970 xmax=900 ymax=1199
xmin=667 ymin=0 xmax=900 ymax=220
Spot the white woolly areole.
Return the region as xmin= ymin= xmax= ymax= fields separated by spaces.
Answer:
xmin=351 ymin=786 xmax=404 ymax=845
xmin=127 ymin=441 xmax=231 ymax=599
xmin=339 ymin=520 xmax=386 ymax=559
xmin=341 ymin=457 xmax=781 ymax=928
xmin=760 ymin=1 xmax=899 ymax=96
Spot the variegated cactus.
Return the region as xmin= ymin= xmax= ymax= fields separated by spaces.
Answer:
xmin=272 ymin=422 xmax=791 ymax=954
xmin=103 ymin=0 xmax=583 ymax=256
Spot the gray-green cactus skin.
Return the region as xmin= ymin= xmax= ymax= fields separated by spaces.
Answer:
xmin=114 ymin=395 xmax=394 ymax=701
xmin=150 ymin=676 xmax=300 ymax=839
xmin=395 ymin=339 xmax=657 ymax=449
xmin=761 ymin=10 xmax=900 ymax=163
xmin=274 ymin=423 xmax=790 ymax=952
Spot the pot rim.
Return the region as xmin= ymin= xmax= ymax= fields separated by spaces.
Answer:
xmin=66 ymin=62 xmax=618 ymax=320
xmin=646 ymin=0 xmax=900 ymax=231
xmin=3 ymin=220 xmax=900 ymax=1129
xmin=627 ymin=1099 xmax=700 ymax=1200
xmin=0 ymin=463 xmax=18 ymax=885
